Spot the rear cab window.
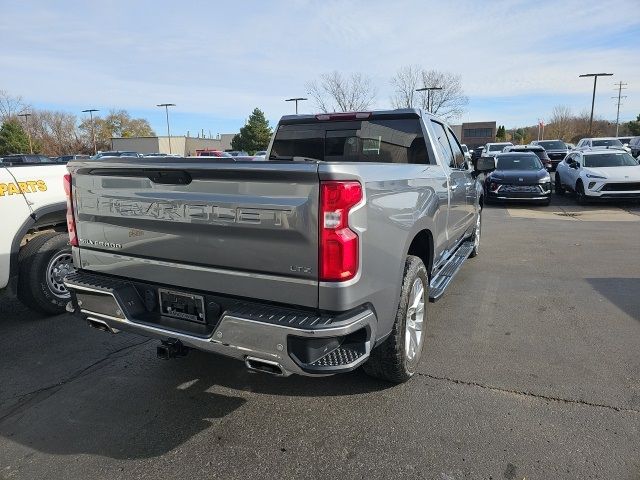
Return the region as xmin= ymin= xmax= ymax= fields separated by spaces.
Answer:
xmin=270 ymin=116 xmax=432 ymax=164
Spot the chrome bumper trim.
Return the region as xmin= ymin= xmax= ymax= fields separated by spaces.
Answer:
xmin=65 ymin=279 xmax=375 ymax=376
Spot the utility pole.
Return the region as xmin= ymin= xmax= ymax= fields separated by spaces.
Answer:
xmin=612 ymin=81 xmax=627 ymax=137
xmin=17 ymin=112 xmax=33 ymax=154
xmin=579 ymin=73 xmax=613 ymax=135
xmin=416 ymin=86 xmax=442 ymax=113
xmin=81 ymin=109 xmax=99 ymax=155
xmin=157 ymin=103 xmax=176 ymax=154
xmin=285 ymin=97 xmax=307 ymax=114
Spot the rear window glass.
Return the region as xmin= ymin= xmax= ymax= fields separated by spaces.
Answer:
xmin=270 ymin=118 xmax=431 ymax=164
xmin=592 ymin=139 xmax=623 ymax=147
xmin=538 ymin=141 xmax=566 ymax=150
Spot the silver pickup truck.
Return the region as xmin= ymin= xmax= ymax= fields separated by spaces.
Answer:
xmin=64 ymin=109 xmax=491 ymax=383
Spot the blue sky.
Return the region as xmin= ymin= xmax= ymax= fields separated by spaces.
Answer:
xmin=1 ymin=0 xmax=639 ymax=135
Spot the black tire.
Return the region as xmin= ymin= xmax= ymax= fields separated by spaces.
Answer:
xmin=363 ymin=256 xmax=428 ymax=383
xmin=17 ymin=232 xmax=74 ymax=315
xmin=540 ymin=198 xmax=551 ymax=206
xmin=575 ymin=180 xmax=587 ymax=205
xmin=555 ymin=174 xmax=565 ymax=195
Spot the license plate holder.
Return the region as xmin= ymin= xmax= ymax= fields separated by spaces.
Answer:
xmin=159 ymin=288 xmax=206 ymax=323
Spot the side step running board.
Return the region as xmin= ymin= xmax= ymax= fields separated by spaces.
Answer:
xmin=429 ymin=241 xmax=474 ymax=302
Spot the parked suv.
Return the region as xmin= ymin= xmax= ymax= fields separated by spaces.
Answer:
xmin=530 ymin=139 xmax=569 ymax=170
xmin=629 ymin=136 xmax=640 ymax=159
xmin=64 ymin=109 xmax=490 ymax=384
xmin=504 ymin=145 xmax=552 ymax=170
xmin=575 ymin=137 xmax=630 ymax=153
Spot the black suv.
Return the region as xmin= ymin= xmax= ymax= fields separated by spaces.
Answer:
xmin=504 ymin=145 xmax=552 ymax=170
xmin=529 ymin=140 xmax=569 ymax=170
xmin=629 ymin=137 xmax=640 ymax=159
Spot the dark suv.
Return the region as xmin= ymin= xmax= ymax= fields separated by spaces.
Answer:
xmin=629 ymin=137 xmax=640 ymax=159
xmin=529 ymin=140 xmax=569 ymax=170
xmin=504 ymin=145 xmax=552 ymax=170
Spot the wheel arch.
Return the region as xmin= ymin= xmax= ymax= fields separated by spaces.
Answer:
xmin=406 ymin=229 xmax=434 ymax=279
xmin=8 ymin=202 xmax=67 ymax=291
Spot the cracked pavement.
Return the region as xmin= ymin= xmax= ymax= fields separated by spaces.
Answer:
xmin=0 ymin=198 xmax=639 ymax=479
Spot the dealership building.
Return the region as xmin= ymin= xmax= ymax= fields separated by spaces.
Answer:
xmin=451 ymin=121 xmax=497 ymax=148
xmin=111 ymin=134 xmax=236 ymax=156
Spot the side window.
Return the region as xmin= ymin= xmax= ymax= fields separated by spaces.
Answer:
xmin=445 ymin=128 xmax=466 ymax=169
xmin=430 ymin=121 xmax=454 ymax=168
xmin=565 ymin=153 xmax=575 ymax=164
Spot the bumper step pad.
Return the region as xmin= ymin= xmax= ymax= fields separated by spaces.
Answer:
xmin=310 ymin=345 xmax=366 ymax=367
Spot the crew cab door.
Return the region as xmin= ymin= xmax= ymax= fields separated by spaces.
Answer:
xmin=429 ymin=120 xmax=471 ymax=247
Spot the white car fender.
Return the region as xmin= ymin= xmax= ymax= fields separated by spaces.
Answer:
xmin=0 ymin=164 xmax=68 ymax=290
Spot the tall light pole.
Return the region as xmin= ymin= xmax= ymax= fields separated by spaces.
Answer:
xmin=612 ymin=81 xmax=627 ymax=137
xmin=82 ymin=109 xmax=99 ymax=155
xmin=157 ymin=103 xmax=176 ymax=153
xmin=285 ymin=97 xmax=307 ymax=114
xmin=579 ymin=73 xmax=613 ymax=135
xmin=416 ymin=86 xmax=442 ymax=113
xmin=17 ymin=112 xmax=33 ymax=154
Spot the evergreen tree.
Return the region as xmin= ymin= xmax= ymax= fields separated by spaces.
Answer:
xmin=231 ymin=108 xmax=272 ymax=154
xmin=0 ymin=119 xmax=31 ymax=155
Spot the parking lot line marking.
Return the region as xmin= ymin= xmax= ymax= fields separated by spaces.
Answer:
xmin=506 ymin=208 xmax=639 ymax=222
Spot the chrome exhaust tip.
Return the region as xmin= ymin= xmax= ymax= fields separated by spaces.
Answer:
xmin=245 ymin=356 xmax=286 ymax=376
xmin=86 ymin=317 xmax=119 ymax=334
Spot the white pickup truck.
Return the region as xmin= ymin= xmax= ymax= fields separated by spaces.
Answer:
xmin=0 ymin=158 xmax=73 ymax=314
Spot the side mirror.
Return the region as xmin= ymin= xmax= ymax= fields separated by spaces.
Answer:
xmin=475 ymin=156 xmax=496 ymax=173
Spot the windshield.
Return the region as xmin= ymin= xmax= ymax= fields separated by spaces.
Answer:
xmin=583 ymin=153 xmax=639 ymax=168
xmin=592 ymin=139 xmax=623 ymax=147
xmin=496 ymin=155 xmax=543 ymax=170
xmin=538 ymin=141 xmax=566 ymax=150
xmin=270 ymin=118 xmax=431 ymax=164
xmin=489 ymin=144 xmax=509 ymax=151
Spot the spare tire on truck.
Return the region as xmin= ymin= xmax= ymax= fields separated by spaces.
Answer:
xmin=17 ymin=232 xmax=74 ymax=315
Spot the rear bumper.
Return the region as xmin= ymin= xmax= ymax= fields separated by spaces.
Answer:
xmin=64 ymin=271 xmax=375 ymax=377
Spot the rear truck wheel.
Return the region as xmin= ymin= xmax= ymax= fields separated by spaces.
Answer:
xmin=555 ymin=173 xmax=565 ymax=195
xmin=575 ymin=180 xmax=587 ymax=205
xmin=17 ymin=232 xmax=75 ymax=315
xmin=469 ymin=208 xmax=481 ymax=258
xmin=363 ymin=256 xmax=428 ymax=383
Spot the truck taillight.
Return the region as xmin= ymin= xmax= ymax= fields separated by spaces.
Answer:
xmin=319 ymin=181 xmax=362 ymax=281
xmin=63 ymin=173 xmax=78 ymax=247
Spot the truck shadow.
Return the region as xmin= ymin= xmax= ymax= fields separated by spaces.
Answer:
xmin=586 ymin=277 xmax=640 ymax=321
xmin=0 ymin=335 xmax=391 ymax=460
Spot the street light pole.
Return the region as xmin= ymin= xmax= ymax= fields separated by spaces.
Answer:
xmin=579 ymin=73 xmax=613 ymax=135
xmin=285 ymin=97 xmax=307 ymax=114
xmin=17 ymin=112 xmax=33 ymax=154
xmin=82 ymin=109 xmax=99 ymax=155
xmin=157 ymin=103 xmax=176 ymax=154
xmin=415 ymin=87 xmax=442 ymax=113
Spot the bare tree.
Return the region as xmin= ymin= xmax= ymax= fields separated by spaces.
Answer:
xmin=546 ymin=105 xmax=574 ymax=141
xmin=390 ymin=65 xmax=421 ymax=108
xmin=419 ymin=70 xmax=468 ymax=121
xmin=0 ymin=89 xmax=27 ymax=122
xmin=30 ymin=110 xmax=84 ymax=155
xmin=390 ymin=67 xmax=468 ymax=122
xmin=306 ymin=71 xmax=376 ymax=113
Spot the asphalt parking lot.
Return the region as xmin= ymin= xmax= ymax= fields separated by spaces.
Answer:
xmin=0 ymin=195 xmax=639 ymax=480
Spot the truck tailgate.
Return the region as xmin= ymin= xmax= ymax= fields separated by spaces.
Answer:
xmin=69 ymin=159 xmax=320 ymax=308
